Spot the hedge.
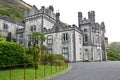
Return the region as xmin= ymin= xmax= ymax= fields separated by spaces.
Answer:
xmin=0 ymin=41 xmax=33 ymax=68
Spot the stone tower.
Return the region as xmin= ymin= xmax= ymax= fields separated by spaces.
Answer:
xmin=78 ymin=12 xmax=82 ymax=27
xmin=78 ymin=11 xmax=107 ymax=61
xmin=88 ymin=11 xmax=95 ymax=23
xmin=24 ymin=5 xmax=56 ymax=46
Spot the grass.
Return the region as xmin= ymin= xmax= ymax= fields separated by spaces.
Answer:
xmin=0 ymin=64 xmax=68 ymax=80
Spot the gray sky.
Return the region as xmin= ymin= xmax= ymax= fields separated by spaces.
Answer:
xmin=24 ymin=0 xmax=120 ymax=42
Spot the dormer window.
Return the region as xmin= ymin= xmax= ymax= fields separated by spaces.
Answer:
xmin=3 ymin=24 xmax=8 ymax=31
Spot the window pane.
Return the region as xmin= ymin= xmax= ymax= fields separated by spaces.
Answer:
xmin=47 ymin=35 xmax=53 ymax=44
xmin=62 ymin=33 xmax=68 ymax=42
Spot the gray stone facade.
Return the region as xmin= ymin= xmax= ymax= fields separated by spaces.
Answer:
xmin=78 ymin=11 xmax=108 ymax=61
xmin=0 ymin=16 xmax=24 ymax=43
xmin=0 ymin=5 xmax=108 ymax=62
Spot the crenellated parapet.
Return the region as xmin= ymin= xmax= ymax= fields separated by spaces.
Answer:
xmin=95 ymin=23 xmax=100 ymax=30
xmin=78 ymin=11 xmax=106 ymax=33
xmin=78 ymin=11 xmax=96 ymax=27
xmin=88 ymin=11 xmax=95 ymax=23
xmin=24 ymin=5 xmax=56 ymax=20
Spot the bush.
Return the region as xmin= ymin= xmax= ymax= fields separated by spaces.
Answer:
xmin=40 ymin=54 xmax=65 ymax=65
xmin=41 ymin=54 xmax=55 ymax=64
xmin=0 ymin=41 xmax=33 ymax=69
xmin=53 ymin=60 xmax=65 ymax=66
xmin=25 ymin=47 xmax=34 ymax=55
xmin=54 ymin=54 xmax=65 ymax=60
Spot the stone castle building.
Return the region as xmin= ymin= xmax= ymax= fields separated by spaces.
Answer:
xmin=0 ymin=5 xmax=108 ymax=62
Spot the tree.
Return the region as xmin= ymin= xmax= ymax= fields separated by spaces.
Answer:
xmin=33 ymin=44 xmax=41 ymax=69
xmin=28 ymin=32 xmax=46 ymax=78
xmin=28 ymin=32 xmax=46 ymax=47
xmin=6 ymin=32 xmax=12 ymax=42
xmin=33 ymin=44 xmax=41 ymax=79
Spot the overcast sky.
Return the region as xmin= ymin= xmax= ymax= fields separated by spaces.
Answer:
xmin=24 ymin=0 xmax=120 ymax=42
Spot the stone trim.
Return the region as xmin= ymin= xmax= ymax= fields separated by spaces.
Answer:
xmin=73 ymin=30 xmax=76 ymax=62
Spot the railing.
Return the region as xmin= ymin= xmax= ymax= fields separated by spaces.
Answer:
xmin=0 ymin=62 xmax=68 ymax=80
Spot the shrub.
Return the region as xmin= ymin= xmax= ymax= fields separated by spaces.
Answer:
xmin=54 ymin=54 xmax=65 ymax=60
xmin=40 ymin=53 xmax=65 ymax=65
xmin=41 ymin=54 xmax=55 ymax=64
xmin=25 ymin=47 xmax=34 ymax=55
xmin=53 ymin=60 xmax=66 ymax=66
xmin=0 ymin=41 xmax=33 ymax=69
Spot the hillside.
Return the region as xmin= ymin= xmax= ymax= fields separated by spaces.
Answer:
xmin=0 ymin=0 xmax=31 ymax=22
xmin=107 ymin=42 xmax=120 ymax=61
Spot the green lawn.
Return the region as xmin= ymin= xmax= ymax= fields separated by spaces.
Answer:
xmin=0 ymin=64 xmax=68 ymax=80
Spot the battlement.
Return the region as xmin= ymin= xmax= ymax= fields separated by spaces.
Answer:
xmin=78 ymin=11 xmax=96 ymax=26
xmin=100 ymin=22 xmax=106 ymax=32
xmin=95 ymin=23 xmax=100 ymax=30
xmin=25 ymin=5 xmax=56 ymax=19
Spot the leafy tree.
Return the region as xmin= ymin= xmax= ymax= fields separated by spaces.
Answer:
xmin=33 ymin=44 xmax=41 ymax=70
xmin=28 ymin=32 xmax=46 ymax=59
xmin=28 ymin=32 xmax=46 ymax=47
xmin=6 ymin=32 xmax=12 ymax=42
xmin=33 ymin=44 xmax=41 ymax=79
xmin=28 ymin=32 xmax=46 ymax=78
